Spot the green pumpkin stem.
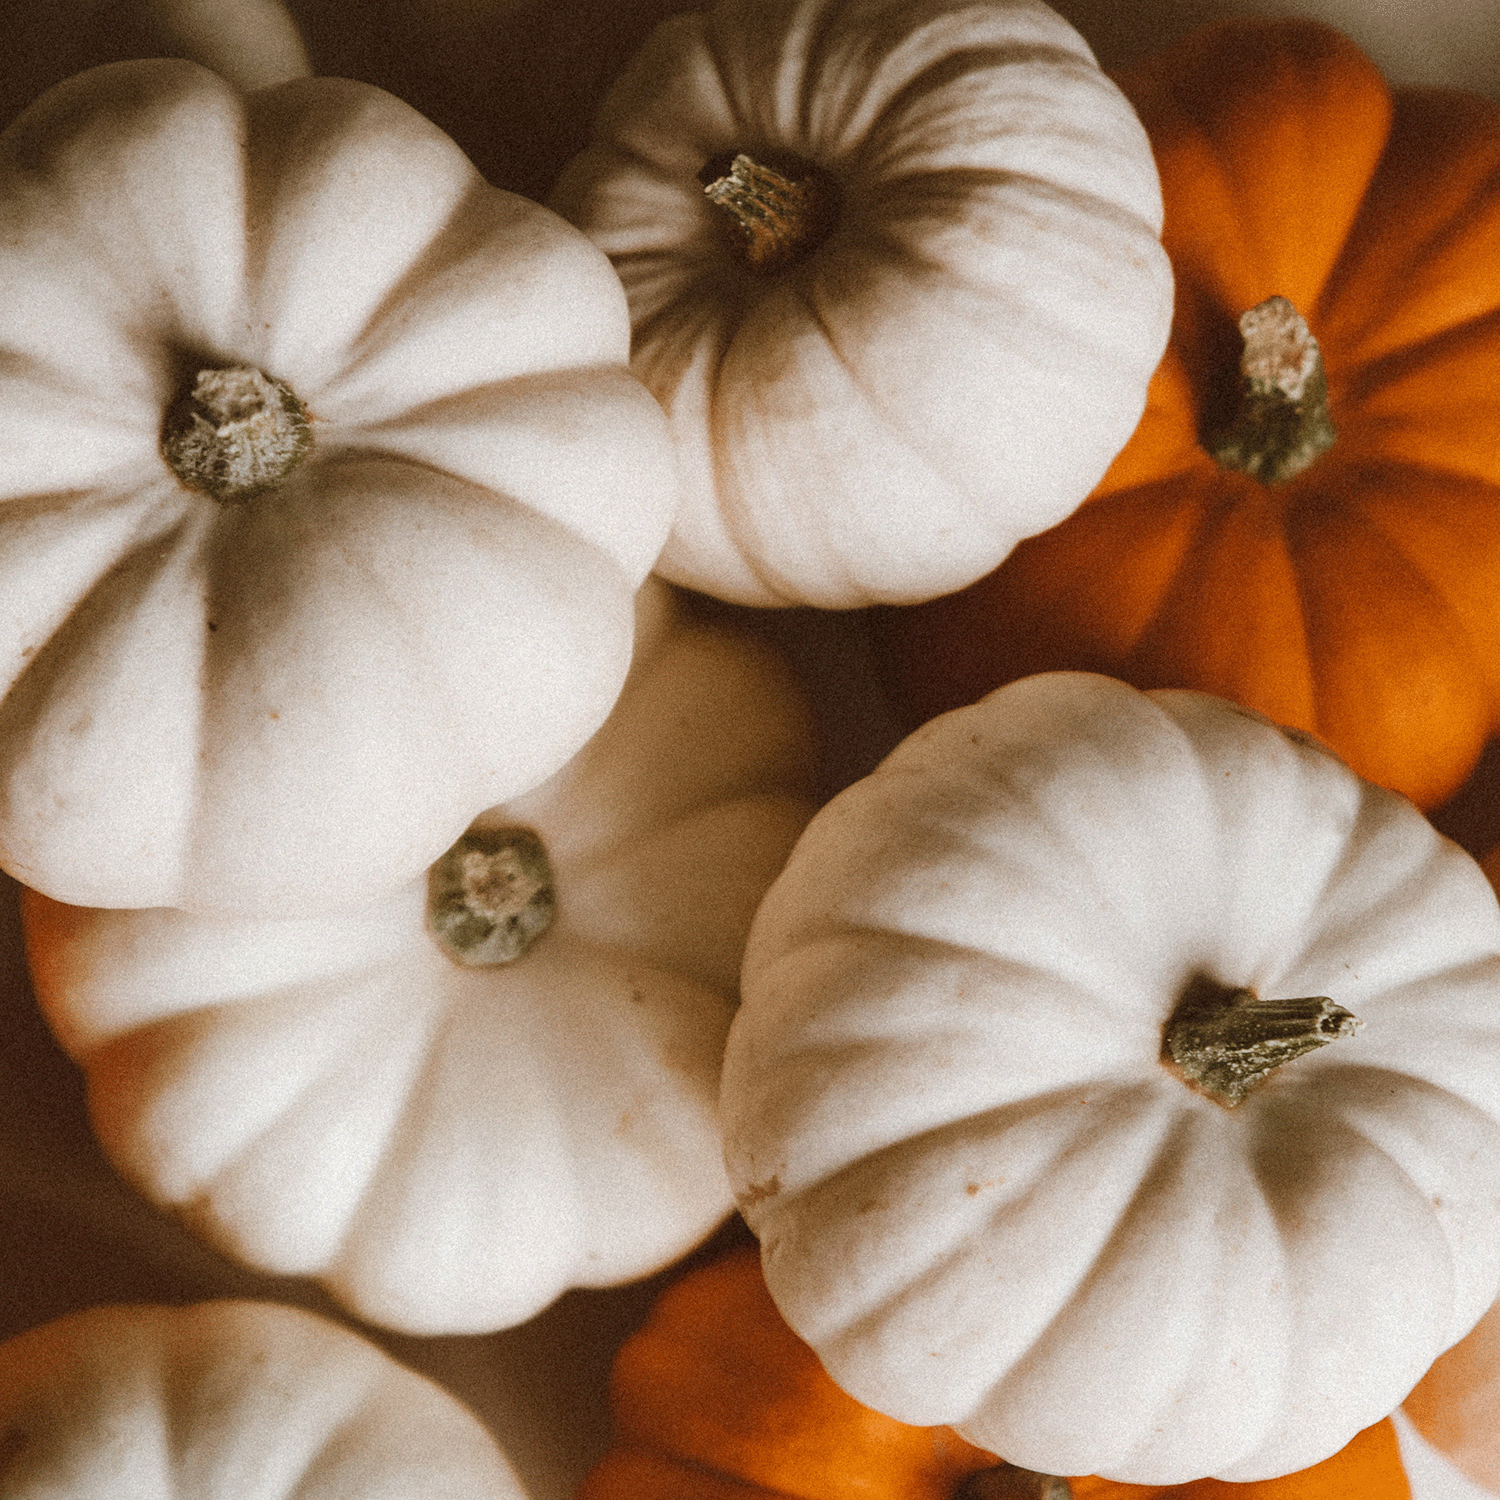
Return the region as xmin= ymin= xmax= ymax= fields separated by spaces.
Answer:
xmin=160 ymin=365 xmax=312 ymax=502
xmin=703 ymin=152 xmax=833 ymax=272
xmin=1163 ymin=982 xmax=1360 ymax=1107
xmin=1207 ymin=295 xmax=1336 ymax=484
xmin=955 ymin=1464 xmax=1072 ymax=1500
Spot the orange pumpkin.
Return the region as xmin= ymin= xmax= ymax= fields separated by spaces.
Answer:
xmin=873 ymin=16 xmax=1500 ymax=810
xmin=579 ymin=1243 xmax=1410 ymax=1500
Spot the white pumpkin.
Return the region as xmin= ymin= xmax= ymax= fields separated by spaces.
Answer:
xmin=0 ymin=56 xmax=678 ymax=916
xmin=23 ymin=582 xmax=819 ymax=1335
xmin=549 ymin=0 xmax=1172 ymax=608
xmin=721 ymin=672 xmax=1500 ymax=1483
xmin=0 ymin=1298 xmax=528 ymax=1498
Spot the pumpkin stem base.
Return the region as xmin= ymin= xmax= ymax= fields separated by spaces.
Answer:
xmin=427 ymin=827 xmax=556 ymax=967
xmin=702 ymin=152 xmax=836 ymax=273
xmin=1163 ymin=980 xmax=1360 ymax=1107
xmin=161 ymin=365 xmax=312 ymax=501
xmin=1207 ymin=295 xmax=1335 ymax=485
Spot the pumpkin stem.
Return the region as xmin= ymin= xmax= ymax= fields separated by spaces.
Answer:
xmin=160 ymin=366 xmax=312 ymax=502
xmin=427 ymin=827 xmax=556 ymax=967
xmin=1207 ymin=295 xmax=1336 ymax=484
xmin=1163 ymin=981 xmax=1360 ymax=1108
xmin=956 ymin=1464 xmax=1072 ymax=1500
xmin=702 ymin=152 xmax=836 ymax=272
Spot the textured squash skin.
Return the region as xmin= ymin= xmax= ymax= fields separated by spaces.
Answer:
xmin=21 ymin=583 xmax=821 ymax=1335
xmin=874 ymin=17 xmax=1500 ymax=811
xmin=721 ymin=672 xmax=1500 ymax=1482
xmin=551 ymin=0 xmax=1172 ymax=609
xmin=0 ymin=56 xmax=678 ymax=917
xmin=0 ymin=1299 xmax=528 ymax=1498
xmin=582 ymin=1244 xmax=1412 ymax=1500
xmin=1395 ymin=843 xmax=1500 ymax=1493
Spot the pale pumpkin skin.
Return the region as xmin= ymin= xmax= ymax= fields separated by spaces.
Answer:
xmin=721 ymin=672 xmax=1500 ymax=1483
xmin=23 ymin=581 xmax=821 ymax=1336
xmin=550 ymin=0 xmax=1173 ymax=609
xmin=0 ymin=1299 xmax=528 ymax=1498
xmin=0 ymin=56 xmax=678 ymax=917
xmin=1393 ymin=842 xmax=1500 ymax=1495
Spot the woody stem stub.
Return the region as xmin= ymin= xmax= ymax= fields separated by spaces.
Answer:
xmin=161 ymin=365 xmax=312 ymax=501
xmin=1207 ymin=295 xmax=1336 ymax=484
xmin=1164 ymin=983 xmax=1360 ymax=1107
xmin=427 ymin=827 xmax=556 ymax=967
xmin=703 ymin=152 xmax=834 ymax=272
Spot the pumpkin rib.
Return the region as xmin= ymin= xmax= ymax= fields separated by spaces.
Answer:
xmin=158 ymin=965 xmax=440 ymax=1229
xmin=789 ymin=189 xmax=998 ymax=512
xmin=861 ymin=39 xmax=1112 ymax=174
xmin=201 ymin=972 xmax=439 ymax=1242
xmin=326 ymin=178 xmax=527 ymax=365
xmin=988 ymin=1104 xmax=1292 ymax=1476
xmin=1332 ymin=319 xmax=1500 ymax=490
xmin=749 ymin=921 xmax=1146 ymax=1051
xmin=770 ymin=1084 xmax=1181 ymax=1393
xmin=1345 ymin=472 xmax=1500 ymax=703
xmin=1303 ymin=471 xmax=1480 ymax=634
xmin=1288 ymin=1068 xmax=1493 ymax=1299
xmin=1243 ymin=1086 xmax=1461 ymax=1438
xmin=1280 ymin=485 xmax=1493 ymax=802
xmin=1313 ymin=87 xmax=1500 ymax=363
xmin=1125 ymin=485 xmax=1318 ymax=733
xmin=1123 ymin=19 xmax=1393 ymax=305
xmin=1334 ymin=310 xmax=1500 ymax=418
xmin=779 ymin=263 xmax=974 ymax=521
xmin=0 ymin=484 xmax=196 ymax=691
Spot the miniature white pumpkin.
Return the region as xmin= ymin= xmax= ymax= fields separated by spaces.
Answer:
xmin=0 ymin=1298 xmax=528 ymax=1498
xmin=24 ymin=583 xmax=819 ymax=1334
xmin=550 ymin=0 xmax=1172 ymax=608
xmin=721 ymin=672 xmax=1500 ymax=1483
xmin=0 ymin=56 xmax=678 ymax=916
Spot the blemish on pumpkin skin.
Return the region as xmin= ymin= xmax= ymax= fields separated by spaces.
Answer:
xmin=739 ymin=1175 xmax=781 ymax=1209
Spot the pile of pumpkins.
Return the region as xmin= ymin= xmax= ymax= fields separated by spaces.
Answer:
xmin=1 ymin=0 xmax=1499 ymax=1494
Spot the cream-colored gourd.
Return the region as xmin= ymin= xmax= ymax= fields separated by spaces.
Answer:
xmin=0 ymin=1298 xmax=528 ymax=1498
xmin=722 ymin=672 xmax=1500 ymax=1483
xmin=24 ymin=582 xmax=820 ymax=1335
xmin=550 ymin=0 xmax=1173 ymax=609
xmin=0 ymin=56 xmax=678 ymax=916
